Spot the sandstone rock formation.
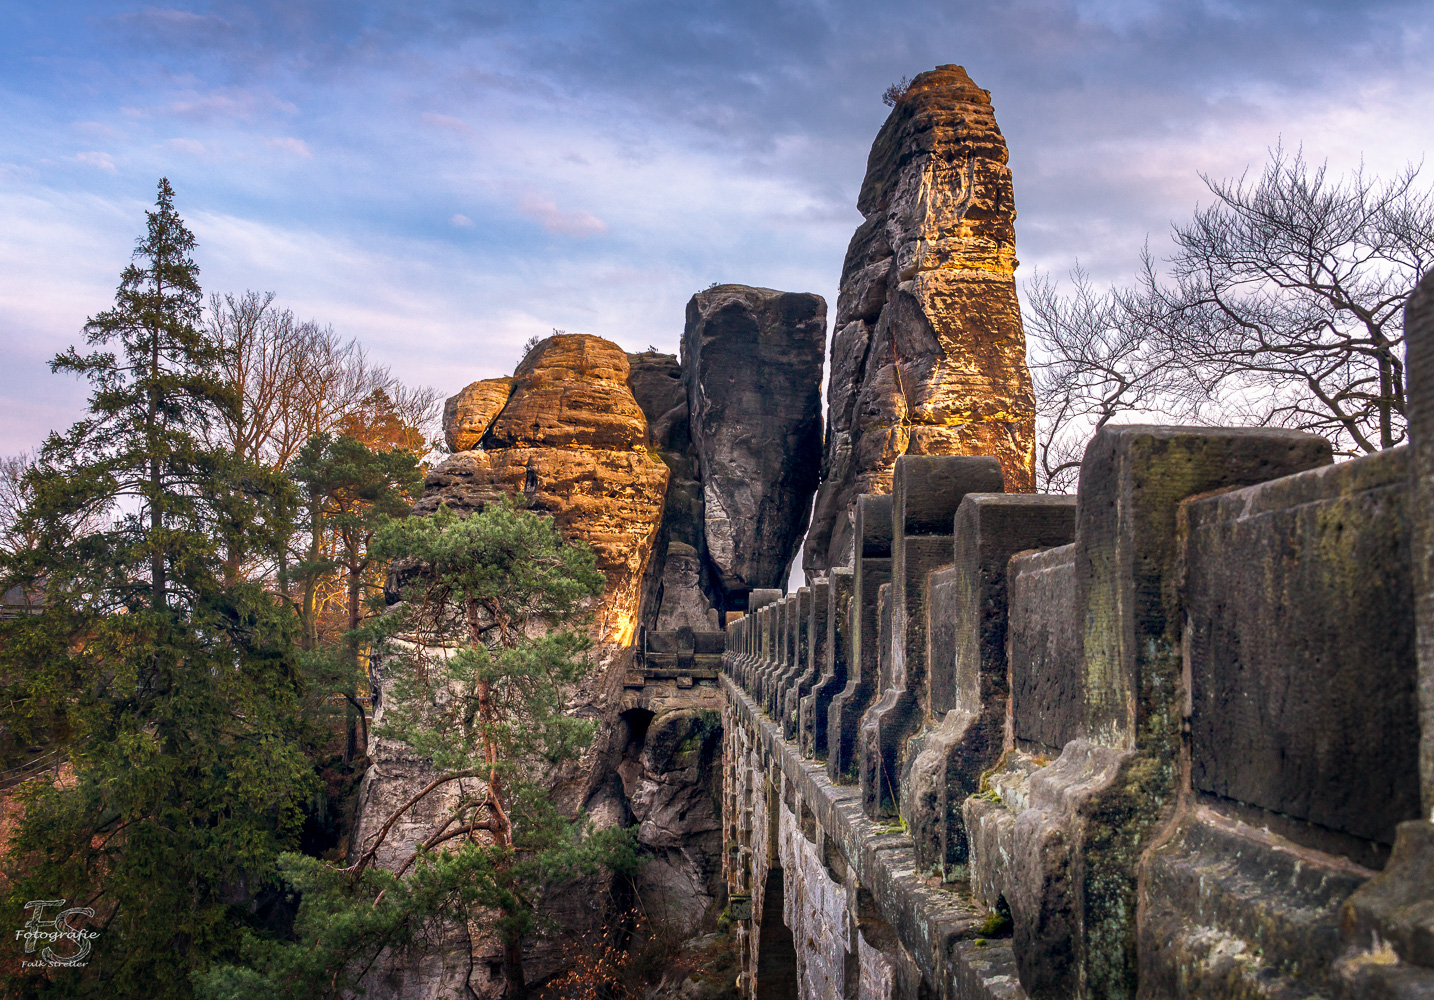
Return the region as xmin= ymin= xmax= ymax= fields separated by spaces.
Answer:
xmin=804 ymin=64 xmax=1037 ymax=573
xmin=416 ymin=335 xmax=668 ymax=646
xmin=627 ymin=350 xmax=716 ymax=630
xmin=442 ymin=376 xmax=515 ymax=452
xmin=683 ymin=285 xmax=826 ymax=604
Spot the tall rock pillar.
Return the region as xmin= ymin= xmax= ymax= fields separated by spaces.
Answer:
xmin=683 ymin=284 xmax=826 ymax=608
xmin=805 ymin=64 xmax=1037 ymax=573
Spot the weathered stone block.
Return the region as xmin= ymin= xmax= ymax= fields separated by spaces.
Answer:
xmin=805 ymin=569 xmax=853 ymax=761
xmin=1139 ymin=806 xmax=1370 ymax=1000
xmin=905 ymin=494 xmax=1076 ymax=873
xmin=968 ymin=424 xmax=1330 ymax=1000
xmin=1008 ymin=543 xmax=1080 ymax=755
xmin=1185 ymin=447 xmax=1420 ymax=852
xmin=787 ymin=581 xmax=829 ymax=745
xmin=1332 ymin=268 xmax=1434 ymax=995
xmin=861 ymin=456 xmax=1000 ymax=821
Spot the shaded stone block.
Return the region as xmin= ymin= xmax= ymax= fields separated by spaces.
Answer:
xmin=787 ymin=581 xmax=828 ymax=745
xmin=775 ymin=588 xmax=812 ymax=730
xmin=1186 ymin=447 xmax=1419 ymax=854
xmin=860 ymin=455 xmax=1001 ymax=821
xmin=968 ymin=424 xmax=1330 ymax=1000
xmin=1009 ymin=542 xmax=1080 ymax=755
xmin=1333 ymin=268 xmax=1434 ymax=997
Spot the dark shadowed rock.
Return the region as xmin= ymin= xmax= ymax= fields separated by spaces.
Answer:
xmin=682 ymin=284 xmax=825 ymax=607
xmin=627 ymin=350 xmax=716 ymax=630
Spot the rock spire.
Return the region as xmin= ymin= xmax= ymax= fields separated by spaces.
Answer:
xmin=804 ymin=64 xmax=1037 ymax=573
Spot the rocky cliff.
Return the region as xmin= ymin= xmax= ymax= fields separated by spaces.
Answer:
xmin=419 ymin=334 xmax=669 ymax=646
xmin=804 ymin=64 xmax=1037 ymax=573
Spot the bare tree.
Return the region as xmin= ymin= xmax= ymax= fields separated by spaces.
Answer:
xmin=207 ymin=291 xmax=440 ymax=468
xmin=1025 ymin=267 xmax=1190 ymax=491
xmin=1029 ymin=148 xmax=1434 ymax=480
xmin=0 ymin=452 xmax=40 ymax=557
xmin=1147 ymin=146 xmax=1434 ymax=455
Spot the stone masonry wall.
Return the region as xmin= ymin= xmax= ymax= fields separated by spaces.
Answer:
xmin=720 ymin=268 xmax=1434 ymax=1000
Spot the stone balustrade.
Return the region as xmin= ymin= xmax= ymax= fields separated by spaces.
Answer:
xmin=718 ymin=270 xmax=1434 ymax=1000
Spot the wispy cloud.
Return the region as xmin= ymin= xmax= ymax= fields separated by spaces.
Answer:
xmin=421 ymin=112 xmax=476 ymax=135
xmin=264 ymin=137 xmax=311 ymax=159
xmin=73 ymin=151 xmax=116 ymax=172
xmin=518 ymin=194 xmax=607 ymax=237
xmin=166 ymin=137 xmax=207 ymax=156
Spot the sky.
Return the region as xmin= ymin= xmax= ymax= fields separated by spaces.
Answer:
xmin=2 ymin=0 xmax=1433 ymax=453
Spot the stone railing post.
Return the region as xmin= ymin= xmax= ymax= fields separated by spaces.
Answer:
xmin=788 ymin=579 xmax=829 ymax=748
xmin=803 ymin=568 xmax=851 ymax=761
xmin=904 ymin=493 xmax=1076 ymax=874
xmin=859 ymin=455 xmax=1002 ymax=820
xmin=827 ymin=495 xmax=891 ymax=783
xmin=997 ymin=424 xmax=1328 ymax=999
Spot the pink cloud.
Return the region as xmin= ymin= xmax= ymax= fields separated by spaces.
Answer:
xmin=518 ymin=194 xmax=607 ymax=238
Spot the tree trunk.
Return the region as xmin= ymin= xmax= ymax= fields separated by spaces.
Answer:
xmin=502 ymin=936 xmax=526 ymax=1000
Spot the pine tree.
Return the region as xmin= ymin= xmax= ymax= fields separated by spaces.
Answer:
xmin=196 ymin=500 xmax=637 ymax=1000
xmin=0 ymin=180 xmax=316 ymax=999
xmin=288 ymin=432 xmax=424 ymax=760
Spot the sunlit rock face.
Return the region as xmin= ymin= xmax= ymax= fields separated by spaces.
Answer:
xmin=683 ymin=285 xmax=826 ymax=606
xmin=804 ymin=64 xmax=1037 ymax=573
xmin=442 ymin=376 xmax=515 ymax=452
xmin=417 ymin=334 xmax=669 ymax=646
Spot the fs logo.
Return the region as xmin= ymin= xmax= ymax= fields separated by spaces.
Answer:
xmin=15 ymin=899 xmax=98 ymax=967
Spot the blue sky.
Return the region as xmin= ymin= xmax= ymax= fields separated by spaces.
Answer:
xmin=3 ymin=0 xmax=1432 ymax=450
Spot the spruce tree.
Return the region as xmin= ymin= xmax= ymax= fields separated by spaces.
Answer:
xmin=0 ymin=180 xmax=315 ymax=999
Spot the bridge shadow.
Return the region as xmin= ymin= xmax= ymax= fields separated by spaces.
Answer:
xmin=755 ymin=868 xmax=798 ymax=1000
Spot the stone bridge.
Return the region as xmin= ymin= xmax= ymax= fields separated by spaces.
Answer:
xmin=711 ymin=276 xmax=1434 ymax=1000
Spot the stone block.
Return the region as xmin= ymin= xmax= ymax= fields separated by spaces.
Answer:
xmin=905 ymin=494 xmax=1076 ymax=873
xmin=862 ymin=455 xmax=1000 ymax=822
xmin=776 ymin=588 xmax=813 ymax=731
xmin=967 ymin=424 xmax=1330 ymax=1000
xmin=1185 ymin=447 xmax=1420 ymax=853
xmin=1332 ymin=268 xmax=1434 ymax=995
xmin=1139 ymin=806 xmax=1370 ymax=1000
xmin=788 ymin=580 xmax=829 ymax=747
xmin=1009 ymin=543 xmax=1080 ymax=755
xmin=858 ymin=583 xmax=900 ymax=816
xmin=892 ymin=454 xmax=1004 ymax=538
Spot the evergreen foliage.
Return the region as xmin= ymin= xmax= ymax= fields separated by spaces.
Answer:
xmin=196 ymin=499 xmax=635 ymax=1000
xmin=0 ymin=180 xmax=317 ymax=999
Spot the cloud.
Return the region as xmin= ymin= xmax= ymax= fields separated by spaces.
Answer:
xmin=73 ymin=151 xmax=116 ymax=172
xmin=264 ymin=137 xmax=312 ymax=158
xmin=166 ymin=138 xmax=207 ymax=156
xmin=124 ymin=88 xmax=297 ymax=124
xmin=421 ymin=112 xmax=476 ymax=135
xmin=518 ymin=194 xmax=607 ymax=237
xmin=450 ymin=213 xmax=473 ymax=227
